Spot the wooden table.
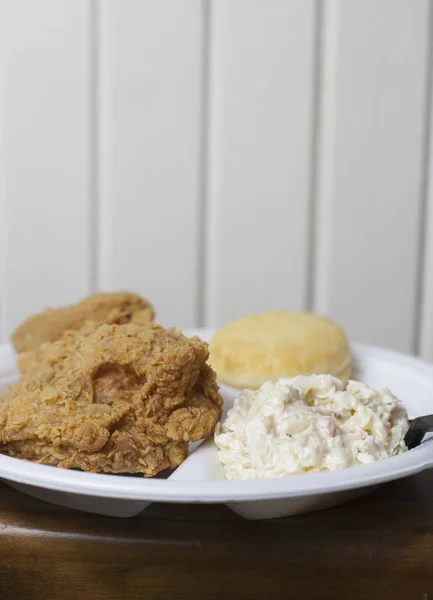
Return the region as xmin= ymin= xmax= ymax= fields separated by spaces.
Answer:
xmin=0 ymin=473 xmax=432 ymax=600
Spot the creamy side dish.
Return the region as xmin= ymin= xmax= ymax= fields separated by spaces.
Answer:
xmin=214 ymin=375 xmax=409 ymax=480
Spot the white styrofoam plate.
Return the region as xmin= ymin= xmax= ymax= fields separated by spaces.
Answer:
xmin=0 ymin=328 xmax=433 ymax=520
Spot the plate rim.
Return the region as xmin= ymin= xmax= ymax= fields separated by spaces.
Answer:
xmin=0 ymin=331 xmax=433 ymax=503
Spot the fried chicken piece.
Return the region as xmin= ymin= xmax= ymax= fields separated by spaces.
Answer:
xmin=11 ymin=291 xmax=155 ymax=354
xmin=0 ymin=322 xmax=223 ymax=476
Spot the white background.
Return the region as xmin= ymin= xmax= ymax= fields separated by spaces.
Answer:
xmin=0 ymin=0 xmax=432 ymax=361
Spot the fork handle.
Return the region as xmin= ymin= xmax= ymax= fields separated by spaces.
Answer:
xmin=404 ymin=415 xmax=433 ymax=450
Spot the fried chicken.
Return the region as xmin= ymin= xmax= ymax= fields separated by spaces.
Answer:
xmin=12 ymin=291 xmax=155 ymax=354
xmin=0 ymin=322 xmax=223 ymax=476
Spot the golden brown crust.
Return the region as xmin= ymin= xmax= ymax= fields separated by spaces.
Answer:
xmin=209 ymin=310 xmax=351 ymax=389
xmin=1 ymin=322 xmax=223 ymax=476
xmin=11 ymin=291 xmax=155 ymax=354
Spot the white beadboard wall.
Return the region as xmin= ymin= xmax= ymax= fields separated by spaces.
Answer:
xmin=0 ymin=0 xmax=432 ymax=360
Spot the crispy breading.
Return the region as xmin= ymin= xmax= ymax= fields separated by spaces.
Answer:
xmin=12 ymin=291 xmax=155 ymax=353
xmin=0 ymin=322 xmax=223 ymax=476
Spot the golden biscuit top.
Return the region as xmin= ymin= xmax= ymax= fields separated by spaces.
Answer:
xmin=209 ymin=310 xmax=351 ymax=389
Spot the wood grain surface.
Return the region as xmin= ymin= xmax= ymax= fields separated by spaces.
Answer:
xmin=0 ymin=474 xmax=432 ymax=599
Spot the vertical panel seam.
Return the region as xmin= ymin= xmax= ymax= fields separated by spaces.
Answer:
xmin=197 ymin=0 xmax=211 ymax=327
xmin=310 ymin=0 xmax=339 ymax=315
xmin=0 ymin=25 xmax=7 ymax=340
xmin=89 ymin=0 xmax=99 ymax=294
xmin=94 ymin=0 xmax=111 ymax=291
xmin=0 ymin=137 xmax=6 ymax=342
xmin=0 ymin=157 xmax=5 ymax=342
xmin=305 ymin=0 xmax=323 ymax=312
xmin=203 ymin=0 xmax=219 ymax=327
xmin=415 ymin=1 xmax=433 ymax=356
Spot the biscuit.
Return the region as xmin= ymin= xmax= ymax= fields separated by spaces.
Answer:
xmin=209 ymin=310 xmax=351 ymax=389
